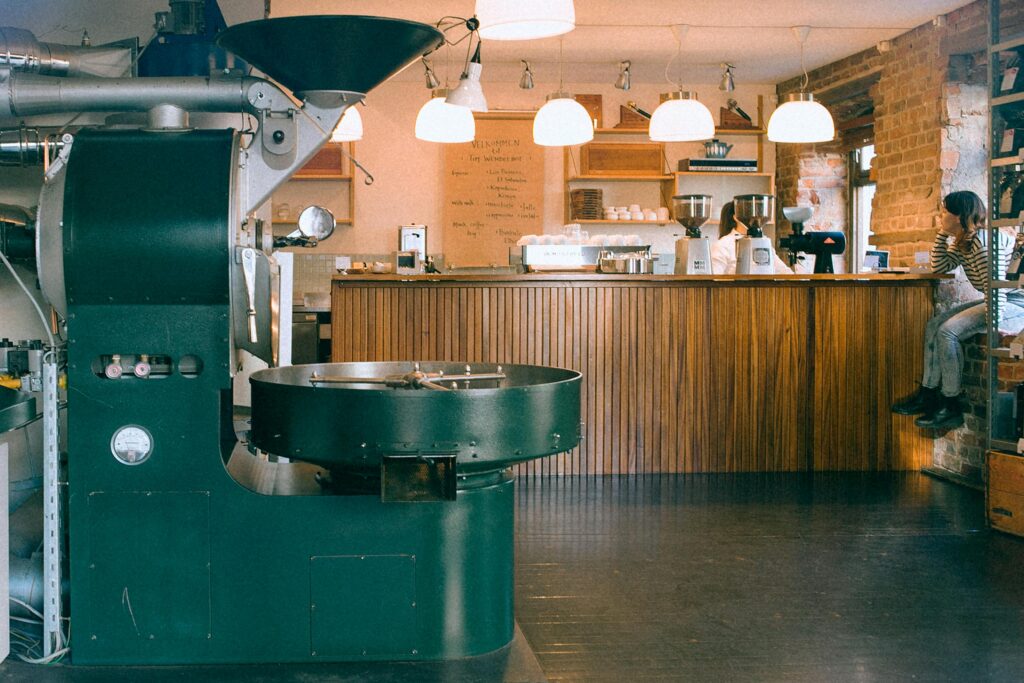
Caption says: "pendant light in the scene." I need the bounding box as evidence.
[330,106,363,142]
[416,88,476,143]
[767,27,835,143]
[446,42,488,112]
[475,0,575,41]
[533,38,594,147]
[649,25,714,142]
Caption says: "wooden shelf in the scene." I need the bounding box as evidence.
[992,33,1024,53]
[993,217,1024,227]
[572,219,674,225]
[991,438,1021,454]
[993,92,1024,107]
[993,279,1023,289]
[569,174,674,181]
[992,155,1024,167]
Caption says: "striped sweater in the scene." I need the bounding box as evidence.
[930,230,1013,294]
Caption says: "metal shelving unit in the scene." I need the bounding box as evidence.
[988,0,1024,455]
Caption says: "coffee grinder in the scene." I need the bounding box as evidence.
[778,206,847,273]
[734,193,777,274]
[673,194,713,274]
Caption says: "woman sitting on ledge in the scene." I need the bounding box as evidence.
[892,190,1024,430]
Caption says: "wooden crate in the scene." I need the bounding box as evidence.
[988,450,1024,536]
[580,142,664,176]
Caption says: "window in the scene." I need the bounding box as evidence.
[849,144,876,272]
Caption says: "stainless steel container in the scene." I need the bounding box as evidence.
[597,250,655,274]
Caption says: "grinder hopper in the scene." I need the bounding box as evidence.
[673,194,713,238]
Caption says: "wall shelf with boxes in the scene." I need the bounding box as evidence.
[986,0,1024,535]
[563,95,768,237]
[271,142,355,233]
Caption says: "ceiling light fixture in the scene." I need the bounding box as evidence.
[533,37,594,147]
[475,0,575,41]
[519,60,535,90]
[767,26,835,144]
[719,63,735,92]
[615,60,631,91]
[446,42,488,112]
[649,25,715,142]
[330,105,363,142]
[416,88,476,143]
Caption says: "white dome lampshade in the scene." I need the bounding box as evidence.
[533,92,594,147]
[330,106,363,142]
[648,91,715,142]
[767,92,835,143]
[445,61,488,112]
[415,89,476,143]
[475,0,575,40]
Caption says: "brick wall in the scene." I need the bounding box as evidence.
[774,0,1019,483]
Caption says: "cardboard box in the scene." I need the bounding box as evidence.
[988,450,1024,536]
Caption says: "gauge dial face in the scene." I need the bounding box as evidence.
[110,425,153,465]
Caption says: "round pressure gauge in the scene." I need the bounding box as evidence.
[110,425,154,465]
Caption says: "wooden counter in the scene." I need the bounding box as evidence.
[331,274,940,476]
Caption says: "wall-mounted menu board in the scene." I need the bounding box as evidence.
[443,113,544,267]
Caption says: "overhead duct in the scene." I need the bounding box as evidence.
[0,27,131,78]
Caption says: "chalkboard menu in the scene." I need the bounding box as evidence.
[443,113,544,267]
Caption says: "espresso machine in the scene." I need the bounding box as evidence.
[734,194,777,274]
[778,206,847,273]
[673,194,714,275]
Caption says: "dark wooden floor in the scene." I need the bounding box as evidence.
[515,473,1024,682]
[5,472,1024,682]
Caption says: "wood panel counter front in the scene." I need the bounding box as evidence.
[331,274,941,476]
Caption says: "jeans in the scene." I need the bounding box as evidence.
[921,299,1024,397]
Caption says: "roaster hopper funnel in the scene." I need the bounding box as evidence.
[217,16,444,97]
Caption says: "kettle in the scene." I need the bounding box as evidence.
[703,139,733,159]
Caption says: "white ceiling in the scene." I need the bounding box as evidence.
[0,0,978,85]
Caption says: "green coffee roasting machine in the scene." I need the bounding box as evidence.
[2,14,581,665]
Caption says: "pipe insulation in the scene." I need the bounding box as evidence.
[2,71,263,118]
[0,27,131,78]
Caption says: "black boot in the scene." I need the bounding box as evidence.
[914,395,964,430]
[892,386,939,415]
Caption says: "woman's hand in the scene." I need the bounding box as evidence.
[939,209,962,238]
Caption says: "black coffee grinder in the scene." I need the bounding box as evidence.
[778,206,846,274]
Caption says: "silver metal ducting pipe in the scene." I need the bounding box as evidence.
[1,70,266,119]
[10,554,43,618]
[0,126,53,166]
[10,489,43,559]
[0,27,131,78]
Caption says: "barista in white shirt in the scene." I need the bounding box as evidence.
[711,202,794,274]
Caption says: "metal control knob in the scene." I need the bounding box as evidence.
[104,363,123,379]
[133,362,151,379]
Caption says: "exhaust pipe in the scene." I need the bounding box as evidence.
[0,27,130,78]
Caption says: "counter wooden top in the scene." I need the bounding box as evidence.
[333,273,945,285]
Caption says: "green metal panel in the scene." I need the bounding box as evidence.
[85,491,211,643]
[63,129,232,307]
[310,555,416,657]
